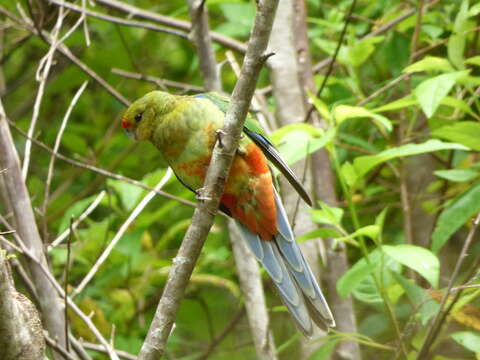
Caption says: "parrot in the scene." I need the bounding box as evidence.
[121,90,335,335]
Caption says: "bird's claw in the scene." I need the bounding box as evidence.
[216,129,226,147]
[195,188,211,202]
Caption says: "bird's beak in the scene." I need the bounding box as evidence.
[125,128,136,140]
[121,117,136,140]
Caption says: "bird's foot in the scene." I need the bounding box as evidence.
[195,187,211,202]
[216,129,226,147]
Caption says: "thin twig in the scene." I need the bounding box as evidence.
[42,81,88,239]
[0,5,130,106]
[47,0,189,39]
[64,218,73,353]
[71,169,173,297]
[49,190,106,249]
[304,0,357,123]
[197,307,246,360]
[111,68,204,92]
[45,332,76,360]
[7,120,197,208]
[416,213,480,359]
[229,222,278,360]
[94,0,247,53]
[81,342,137,360]
[2,221,120,360]
[22,6,65,179]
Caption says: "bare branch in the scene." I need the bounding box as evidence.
[7,120,197,209]
[187,0,221,91]
[22,6,65,179]
[0,95,68,350]
[47,0,189,39]
[0,5,130,106]
[111,68,204,93]
[137,1,280,358]
[42,81,88,239]
[94,0,247,53]
[416,213,480,359]
[71,169,173,297]
[49,190,106,249]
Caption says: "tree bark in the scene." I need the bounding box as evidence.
[0,250,46,360]
[0,99,68,354]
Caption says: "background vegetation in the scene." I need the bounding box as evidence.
[1,0,480,359]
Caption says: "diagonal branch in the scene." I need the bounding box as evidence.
[94,0,247,53]
[137,1,280,359]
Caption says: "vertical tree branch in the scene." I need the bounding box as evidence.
[187,0,221,92]
[0,98,68,350]
[137,1,280,359]
[294,2,360,360]
[267,3,326,359]
[268,1,361,359]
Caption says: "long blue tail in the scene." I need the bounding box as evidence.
[236,190,335,336]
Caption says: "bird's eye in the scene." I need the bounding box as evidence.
[134,113,143,123]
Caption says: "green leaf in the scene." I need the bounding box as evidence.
[465,55,480,66]
[337,225,380,244]
[432,121,480,151]
[414,71,469,118]
[434,169,478,182]
[311,202,344,226]
[272,125,335,167]
[307,90,331,121]
[337,262,376,298]
[392,272,439,325]
[372,95,417,113]
[431,182,480,252]
[57,194,99,234]
[308,339,340,360]
[353,140,468,179]
[441,96,480,120]
[348,36,384,67]
[334,105,392,133]
[448,0,470,69]
[403,56,454,73]
[107,178,144,212]
[297,228,343,242]
[350,249,401,304]
[382,245,439,288]
[451,331,480,353]
[341,161,358,189]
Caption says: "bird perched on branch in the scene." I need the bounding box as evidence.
[121,91,335,335]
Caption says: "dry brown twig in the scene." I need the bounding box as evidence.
[416,213,480,359]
